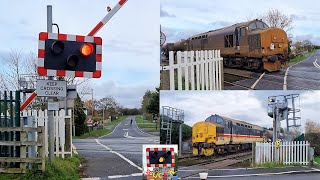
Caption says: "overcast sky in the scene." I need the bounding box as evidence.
[0,0,159,108]
[161,0,320,45]
[160,91,320,133]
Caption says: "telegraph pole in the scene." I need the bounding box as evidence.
[47,5,55,162]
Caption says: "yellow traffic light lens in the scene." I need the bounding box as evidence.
[159,157,164,163]
[80,43,94,57]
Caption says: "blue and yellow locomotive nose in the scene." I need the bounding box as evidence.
[192,122,216,156]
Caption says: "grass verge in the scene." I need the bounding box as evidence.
[104,116,127,126]
[290,49,317,64]
[74,129,112,139]
[0,154,82,180]
[315,156,320,166]
[136,115,159,133]
[256,162,303,168]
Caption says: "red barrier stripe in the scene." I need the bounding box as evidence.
[58,34,67,40]
[96,54,102,62]
[20,91,37,111]
[38,49,45,58]
[76,35,85,42]
[94,37,102,45]
[118,0,127,5]
[75,71,84,77]
[39,32,48,40]
[88,21,104,36]
[56,70,66,76]
[92,70,101,78]
[38,67,47,76]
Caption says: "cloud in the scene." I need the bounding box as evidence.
[88,79,156,108]
[208,21,234,28]
[160,6,175,17]
[290,14,307,21]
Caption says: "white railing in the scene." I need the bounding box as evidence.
[255,141,310,165]
[21,109,73,158]
[162,50,224,90]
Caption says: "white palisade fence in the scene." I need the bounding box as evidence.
[22,109,73,159]
[255,141,310,165]
[162,50,224,90]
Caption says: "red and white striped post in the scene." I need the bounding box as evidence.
[88,0,128,36]
[20,91,37,111]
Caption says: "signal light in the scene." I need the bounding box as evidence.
[51,41,64,55]
[38,32,102,78]
[80,43,94,57]
[67,55,79,68]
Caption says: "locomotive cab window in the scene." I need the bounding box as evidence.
[256,21,265,29]
[224,34,234,48]
[249,23,257,30]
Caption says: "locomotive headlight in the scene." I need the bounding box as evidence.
[270,43,275,50]
[279,43,282,48]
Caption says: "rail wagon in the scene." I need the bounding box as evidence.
[192,114,267,156]
[163,19,288,72]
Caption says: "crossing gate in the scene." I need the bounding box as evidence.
[22,109,73,159]
[254,141,310,165]
[162,50,224,90]
[0,91,45,173]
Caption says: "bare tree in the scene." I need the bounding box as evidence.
[261,9,293,32]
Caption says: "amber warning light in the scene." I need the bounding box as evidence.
[80,43,94,56]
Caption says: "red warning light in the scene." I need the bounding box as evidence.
[80,43,94,57]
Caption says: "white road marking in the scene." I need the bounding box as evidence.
[98,120,123,139]
[124,131,129,137]
[284,51,317,90]
[95,139,143,171]
[185,170,320,179]
[250,72,265,89]
[313,58,320,69]
[108,173,143,179]
[123,129,128,130]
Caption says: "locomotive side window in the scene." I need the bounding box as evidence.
[224,34,234,48]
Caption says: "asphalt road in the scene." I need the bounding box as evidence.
[182,166,320,179]
[287,50,320,90]
[73,116,159,179]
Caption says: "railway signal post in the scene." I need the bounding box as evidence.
[33,1,127,163]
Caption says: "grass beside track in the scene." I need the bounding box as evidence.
[290,49,317,64]
[0,154,82,180]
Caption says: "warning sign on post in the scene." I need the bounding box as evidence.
[37,79,67,97]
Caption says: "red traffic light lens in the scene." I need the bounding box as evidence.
[80,43,94,57]
[51,41,64,55]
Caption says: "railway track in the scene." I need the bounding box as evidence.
[179,151,252,178]
[224,68,312,90]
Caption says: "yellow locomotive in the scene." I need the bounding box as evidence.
[164,19,288,72]
[192,114,266,156]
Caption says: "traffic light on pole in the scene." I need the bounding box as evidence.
[38,32,102,78]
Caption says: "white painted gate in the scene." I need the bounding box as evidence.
[255,141,310,165]
[162,50,224,90]
[21,109,73,158]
